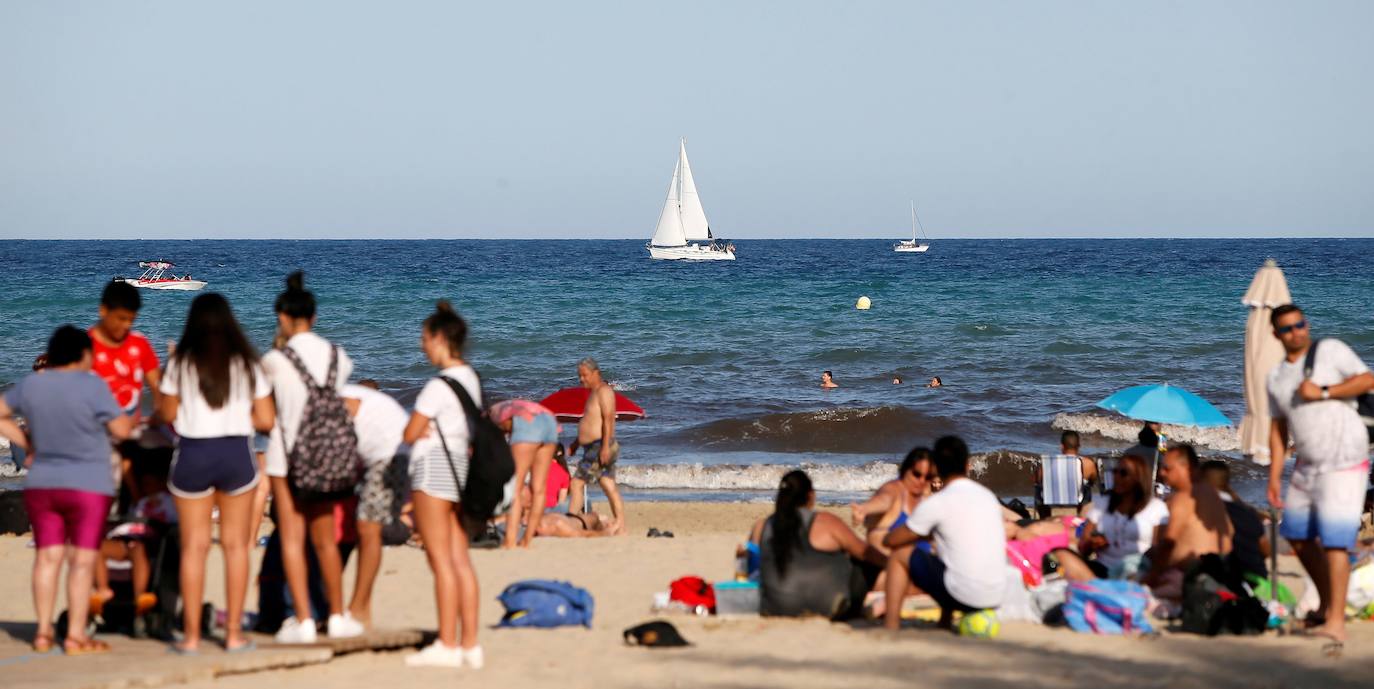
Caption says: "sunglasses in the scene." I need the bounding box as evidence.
[1112,467,1132,477]
[909,472,938,481]
[1276,319,1308,335]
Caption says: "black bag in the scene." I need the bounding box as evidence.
[1180,555,1268,636]
[433,375,516,538]
[1304,339,1374,444]
[280,346,363,501]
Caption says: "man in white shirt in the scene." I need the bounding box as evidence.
[1267,304,1374,647]
[342,380,408,628]
[882,436,1007,630]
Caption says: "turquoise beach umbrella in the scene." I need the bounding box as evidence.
[1095,384,1231,428]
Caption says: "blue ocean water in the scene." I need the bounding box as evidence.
[2,239,1372,500]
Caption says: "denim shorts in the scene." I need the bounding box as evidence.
[510,412,558,445]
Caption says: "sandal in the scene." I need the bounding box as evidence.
[63,637,112,656]
[32,633,55,653]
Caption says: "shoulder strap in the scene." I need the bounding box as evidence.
[1303,339,1323,379]
[431,371,482,493]
[279,345,323,391]
[325,346,339,388]
[441,375,483,420]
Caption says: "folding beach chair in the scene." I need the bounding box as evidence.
[1039,454,1085,517]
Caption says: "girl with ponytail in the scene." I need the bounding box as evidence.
[401,300,485,669]
[757,470,887,619]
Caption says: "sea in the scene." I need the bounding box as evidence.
[2,238,1372,504]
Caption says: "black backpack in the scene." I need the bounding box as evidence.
[433,375,516,538]
[1303,339,1374,444]
[280,346,363,502]
[1180,555,1268,636]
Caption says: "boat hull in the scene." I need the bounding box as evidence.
[647,244,736,261]
[893,243,930,253]
[119,279,207,291]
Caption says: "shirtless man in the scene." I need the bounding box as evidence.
[1143,444,1233,597]
[568,358,625,534]
[536,511,614,538]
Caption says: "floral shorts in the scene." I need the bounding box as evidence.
[358,454,410,524]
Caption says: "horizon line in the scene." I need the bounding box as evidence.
[5,235,1373,242]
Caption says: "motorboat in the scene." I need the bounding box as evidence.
[115,261,207,291]
[647,139,736,261]
[894,201,931,253]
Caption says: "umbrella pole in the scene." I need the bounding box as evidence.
[1269,507,1280,603]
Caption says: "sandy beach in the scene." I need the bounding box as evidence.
[0,500,1368,689]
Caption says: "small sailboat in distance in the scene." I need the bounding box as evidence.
[893,201,931,253]
[647,139,736,261]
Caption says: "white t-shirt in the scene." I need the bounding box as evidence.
[262,332,353,477]
[159,358,270,438]
[905,477,1007,609]
[342,384,408,466]
[1267,338,1371,475]
[1083,495,1170,570]
[410,365,482,462]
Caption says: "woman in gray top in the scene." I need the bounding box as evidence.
[758,470,887,619]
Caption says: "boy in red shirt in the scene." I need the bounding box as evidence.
[89,282,162,421]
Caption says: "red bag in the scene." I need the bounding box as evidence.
[669,576,715,613]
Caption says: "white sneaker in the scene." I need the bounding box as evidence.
[327,613,365,639]
[461,645,484,670]
[405,641,464,668]
[274,617,317,644]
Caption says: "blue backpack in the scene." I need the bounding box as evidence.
[1063,579,1154,635]
[497,580,594,629]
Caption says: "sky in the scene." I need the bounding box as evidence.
[2,1,1372,240]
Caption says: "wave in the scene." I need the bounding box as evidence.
[619,451,1042,495]
[1051,412,1239,452]
[670,406,951,454]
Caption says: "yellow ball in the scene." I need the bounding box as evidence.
[958,609,1001,639]
[856,296,872,310]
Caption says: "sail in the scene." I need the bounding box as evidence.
[649,159,687,247]
[677,140,713,241]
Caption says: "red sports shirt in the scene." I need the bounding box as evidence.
[89,329,159,417]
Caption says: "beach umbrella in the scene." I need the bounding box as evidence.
[1096,384,1231,483]
[1238,259,1291,466]
[539,387,646,423]
[1096,384,1232,428]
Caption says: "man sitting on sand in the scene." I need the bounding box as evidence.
[883,436,1006,630]
[1033,430,1098,518]
[1142,444,1233,600]
[568,358,626,534]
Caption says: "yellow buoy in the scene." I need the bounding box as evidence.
[856,296,872,310]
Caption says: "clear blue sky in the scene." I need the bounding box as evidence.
[2,1,1371,239]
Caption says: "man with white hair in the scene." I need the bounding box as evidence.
[568,358,625,535]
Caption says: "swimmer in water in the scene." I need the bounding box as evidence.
[927,377,942,388]
[821,370,838,389]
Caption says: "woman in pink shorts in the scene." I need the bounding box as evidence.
[0,326,132,654]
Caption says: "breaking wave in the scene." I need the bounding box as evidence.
[671,406,952,454]
[1051,412,1239,452]
[619,451,1042,496]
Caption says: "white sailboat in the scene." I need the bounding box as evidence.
[647,139,736,261]
[894,201,931,253]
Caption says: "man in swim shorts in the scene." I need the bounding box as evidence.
[1267,304,1374,648]
[568,358,625,534]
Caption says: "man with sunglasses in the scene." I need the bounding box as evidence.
[1266,304,1374,647]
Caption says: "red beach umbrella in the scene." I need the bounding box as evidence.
[539,387,646,422]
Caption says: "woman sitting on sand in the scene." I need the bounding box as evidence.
[755,470,887,619]
[1052,454,1169,581]
[865,448,937,554]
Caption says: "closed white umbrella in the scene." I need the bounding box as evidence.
[1239,259,1291,465]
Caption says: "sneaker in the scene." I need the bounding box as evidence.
[274,617,317,644]
[461,645,484,670]
[405,641,464,668]
[327,613,364,639]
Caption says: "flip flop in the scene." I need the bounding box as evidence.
[63,637,111,656]
[169,643,200,656]
[135,593,158,616]
[32,633,55,654]
[1322,641,1344,658]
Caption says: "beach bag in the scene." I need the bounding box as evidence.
[497,579,594,628]
[669,576,716,613]
[435,376,516,537]
[1305,339,1374,443]
[1180,555,1269,636]
[280,346,363,501]
[1063,580,1153,635]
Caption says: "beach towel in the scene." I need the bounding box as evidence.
[1006,530,1072,587]
[1063,580,1154,635]
[497,579,594,628]
[1041,455,1084,506]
